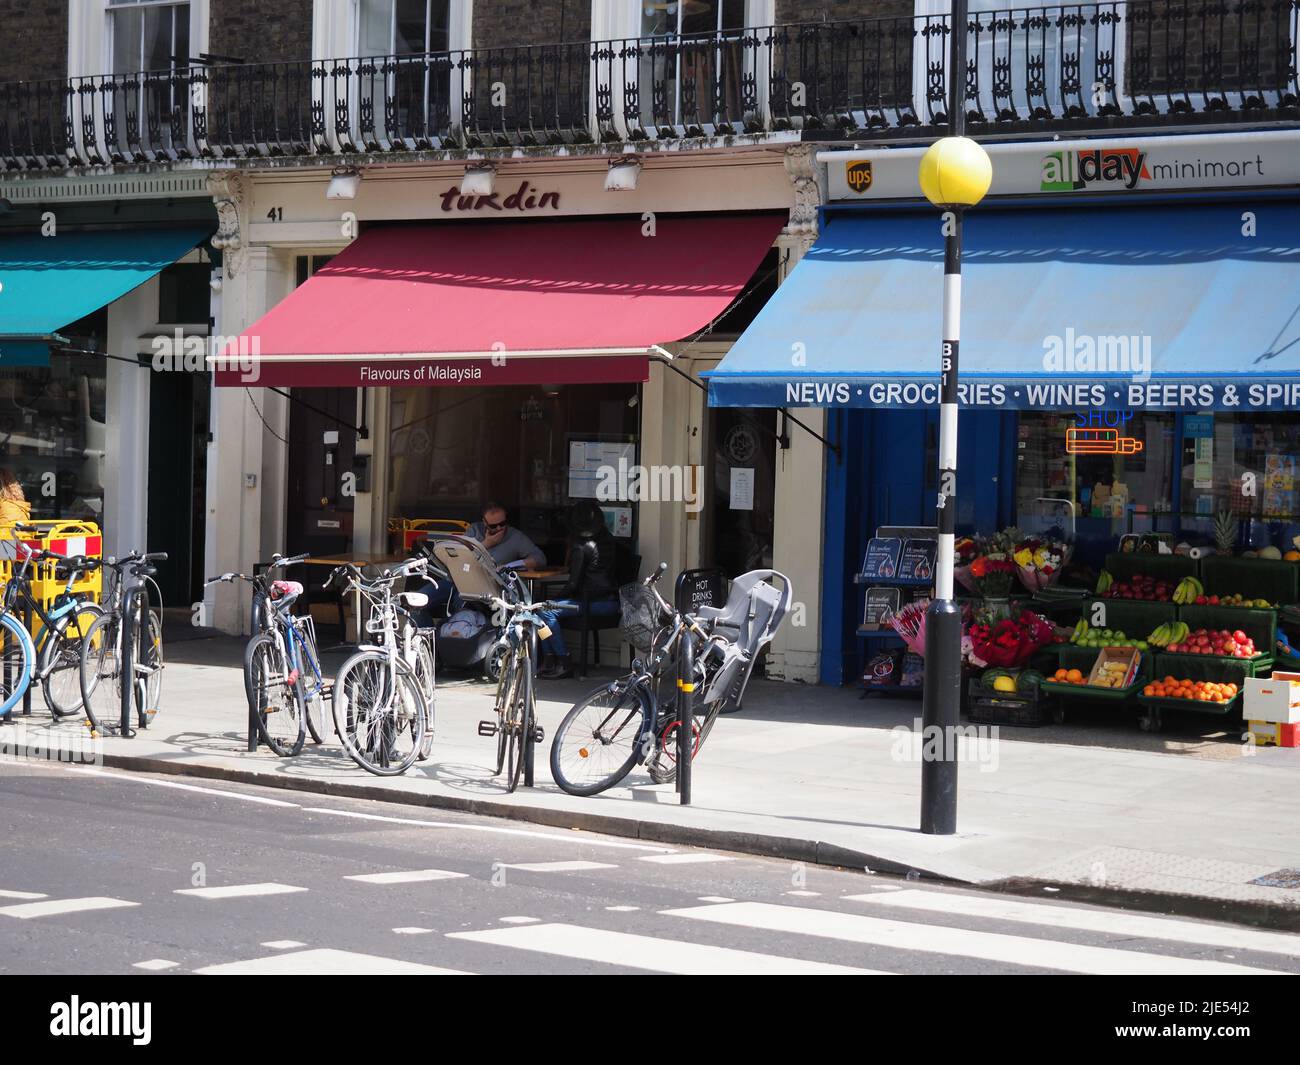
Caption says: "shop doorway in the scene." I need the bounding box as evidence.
[285,388,357,558]
[147,370,209,607]
[705,407,776,578]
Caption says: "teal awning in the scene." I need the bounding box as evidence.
[0,227,210,367]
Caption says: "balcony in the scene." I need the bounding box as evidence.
[1,2,1296,173]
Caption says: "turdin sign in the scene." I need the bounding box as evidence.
[438,181,561,213]
[822,130,1297,202]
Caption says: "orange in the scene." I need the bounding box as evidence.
[1066,669,1083,683]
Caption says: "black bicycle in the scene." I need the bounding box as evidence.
[550,563,791,796]
[78,552,167,737]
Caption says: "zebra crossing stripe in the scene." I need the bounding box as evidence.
[448,922,884,975]
[844,889,1300,958]
[663,902,1284,975]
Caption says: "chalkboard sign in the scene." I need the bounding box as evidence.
[675,567,726,613]
[860,537,903,580]
[898,538,937,583]
[862,586,902,629]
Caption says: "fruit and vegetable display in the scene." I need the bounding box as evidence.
[1141,677,1239,703]
[1049,661,1135,689]
[1189,592,1275,608]
[1146,622,1260,658]
[1012,535,1071,592]
[1096,571,1175,601]
[1069,619,1148,651]
[981,668,1043,695]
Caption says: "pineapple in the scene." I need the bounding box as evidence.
[1214,510,1236,557]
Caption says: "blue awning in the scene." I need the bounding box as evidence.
[0,228,210,367]
[707,201,1300,412]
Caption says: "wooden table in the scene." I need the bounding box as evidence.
[515,566,567,600]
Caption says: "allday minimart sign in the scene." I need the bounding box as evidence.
[824,130,1298,201]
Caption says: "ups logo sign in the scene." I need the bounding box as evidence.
[846,160,873,193]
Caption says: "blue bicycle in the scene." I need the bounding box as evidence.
[208,554,327,756]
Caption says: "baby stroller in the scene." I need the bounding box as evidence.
[424,535,520,679]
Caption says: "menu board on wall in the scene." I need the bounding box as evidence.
[568,440,636,500]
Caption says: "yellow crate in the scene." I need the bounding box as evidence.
[0,521,103,631]
[1246,719,1300,748]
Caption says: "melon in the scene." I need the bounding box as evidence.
[1259,545,1282,560]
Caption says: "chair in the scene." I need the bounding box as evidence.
[568,546,640,678]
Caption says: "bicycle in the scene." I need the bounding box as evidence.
[330,558,436,776]
[0,534,103,720]
[549,564,791,797]
[206,553,329,757]
[78,552,167,737]
[476,591,576,793]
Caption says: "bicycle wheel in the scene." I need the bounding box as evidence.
[294,620,328,745]
[39,603,103,717]
[503,656,531,794]
[0,611,35,718]
[411,631,436,759]
[491,656,511,775]
[79,611,124,735]
[136,609,163,727]
[332,651,426,777]
[245,633,305,757]
[646,707,708,786]
[551,682,653,796]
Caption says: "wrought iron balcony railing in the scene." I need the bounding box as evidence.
[1,2,1296,172]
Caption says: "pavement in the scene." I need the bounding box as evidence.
[4,760,1298,975]
[2,635,1299,929]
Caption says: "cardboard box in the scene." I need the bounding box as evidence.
[1243,672,1300,724]
[1245,720,1300,748]
[1087,646,1140,689]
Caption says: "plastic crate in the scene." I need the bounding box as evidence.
[1245,720,1300,748]
[1103,552,1196,586]
[0,521,102,631]
[1138,654,1249,717]
[392,517,471,554]
[1198,557,1298,605]
[1175,603,1277,663]
[1074,598,1177,641]
[966,679,1048,727]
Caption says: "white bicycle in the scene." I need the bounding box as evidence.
[330,558,436,776]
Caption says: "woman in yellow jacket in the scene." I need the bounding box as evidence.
[0,469,31,526]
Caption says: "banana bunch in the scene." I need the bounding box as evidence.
[1172,576,1204,605]
[1096,570,1114,595]
[1147,621,1189,648]
[1070,619,1090,642]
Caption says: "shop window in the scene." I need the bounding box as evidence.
[386,383,639,563]
[1016,411,1176,551]
[1178,413,1300,543]
[157,262,212,324]
[0,351,107,523]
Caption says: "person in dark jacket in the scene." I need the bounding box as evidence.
[536,501,620,679]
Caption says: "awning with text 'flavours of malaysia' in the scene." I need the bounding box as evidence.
[213,213,787,388]
[705,200,1300,412]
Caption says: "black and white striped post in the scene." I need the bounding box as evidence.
[917,0,991,835]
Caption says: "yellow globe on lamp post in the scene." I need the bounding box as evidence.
[915,132,993,837]
[918,136,993,208]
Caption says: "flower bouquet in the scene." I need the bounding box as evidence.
[967,608,1056,668]
[968,555,1017,599]
[953,536,982,594]
[888,598,930,657]
[1013,536,1071,592]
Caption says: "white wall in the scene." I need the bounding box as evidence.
[102,279,157,560]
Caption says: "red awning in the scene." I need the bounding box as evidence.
[213,213,786,388]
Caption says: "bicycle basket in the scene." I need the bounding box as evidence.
[619,582,661,655]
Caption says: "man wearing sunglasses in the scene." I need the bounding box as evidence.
[468,502,546,570]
